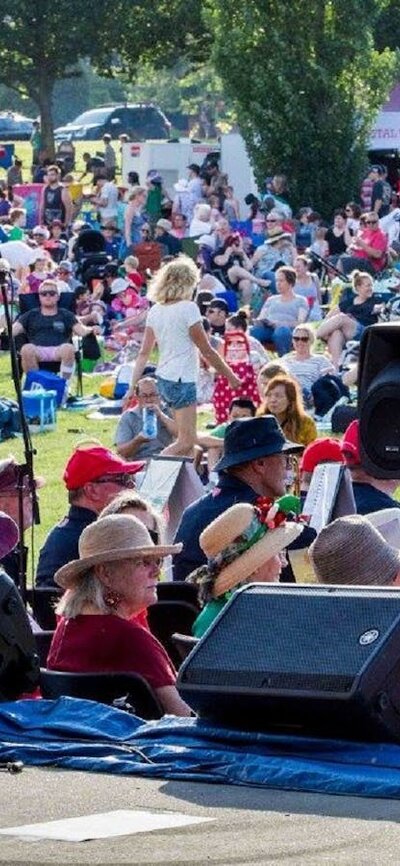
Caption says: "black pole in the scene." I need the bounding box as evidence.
[0,262,40,604]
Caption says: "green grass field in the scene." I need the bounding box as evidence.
[0,353,115,574]
[0,140,121,183]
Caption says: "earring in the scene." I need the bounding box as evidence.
[103,588,123,610]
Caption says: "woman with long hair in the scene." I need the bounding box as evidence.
[258,374,317,446]
[316,270,379,368]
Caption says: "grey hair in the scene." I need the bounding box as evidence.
[55,569,109,618]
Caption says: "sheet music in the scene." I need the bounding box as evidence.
[303,463,344,534]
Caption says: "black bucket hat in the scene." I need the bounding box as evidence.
[214,416,303,472]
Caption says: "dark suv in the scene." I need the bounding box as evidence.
[54,103,171,142]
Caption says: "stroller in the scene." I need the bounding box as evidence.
[73,227,112,286]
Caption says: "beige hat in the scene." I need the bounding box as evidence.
[199,503,303,597]
[309,514,400,586]
[55,514,182,589]
[156,218,172,232]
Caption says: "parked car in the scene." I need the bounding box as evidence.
[54,104,171,142]
[0,112,34,141]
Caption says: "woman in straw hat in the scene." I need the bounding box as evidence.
[188,499,304,637]
[47,514,191,716]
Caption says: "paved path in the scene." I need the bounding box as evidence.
[1,767,400,864]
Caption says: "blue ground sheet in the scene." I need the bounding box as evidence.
[1,697,400,799]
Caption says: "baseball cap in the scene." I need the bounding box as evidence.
[194,234,216,250]
[300,438,344,473]
[340,420,360,465]
[110,277,130,296]
[57,261,73,273]
[63,446,144,490]
[156,218,172,232]
[206,298,229,314]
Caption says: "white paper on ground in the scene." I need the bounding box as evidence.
[0,809,212,842]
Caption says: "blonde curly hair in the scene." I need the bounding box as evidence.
[147,254,199,304]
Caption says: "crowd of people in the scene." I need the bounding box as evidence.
[1,142,400,717]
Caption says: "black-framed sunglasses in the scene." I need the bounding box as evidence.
[148,528,159,544]
[39,290,58,297]
[293,335,309,342]
[94,473,136,488]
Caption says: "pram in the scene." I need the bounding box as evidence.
[73,227,112,285]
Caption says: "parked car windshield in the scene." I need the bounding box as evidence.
[70,108,112,126]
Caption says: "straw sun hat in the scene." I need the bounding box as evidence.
[198,502,304,598]
[54,514,182,589]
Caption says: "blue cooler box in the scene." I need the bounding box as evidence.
[25,370,66,407]
[22,389,57,433]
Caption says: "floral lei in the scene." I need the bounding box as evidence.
[187,495,304,605]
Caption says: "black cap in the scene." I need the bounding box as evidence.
[206,298,229,313]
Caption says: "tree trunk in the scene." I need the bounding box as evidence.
[37,74,55,160]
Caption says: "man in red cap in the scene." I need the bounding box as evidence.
[35,444,144,588]
[340,420,400,514]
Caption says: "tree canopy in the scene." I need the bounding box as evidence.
[206,0,399,214]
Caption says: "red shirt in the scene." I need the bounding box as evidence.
[352,226,388,272]
[47,614,176,690]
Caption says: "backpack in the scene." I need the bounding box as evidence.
[0,398,21,441]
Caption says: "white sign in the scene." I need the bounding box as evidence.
[369,112,400,150]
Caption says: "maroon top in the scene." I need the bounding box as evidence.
[47,614,176,690]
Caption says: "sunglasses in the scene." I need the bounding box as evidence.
[366,220,378,225]
[266,219,277,223]
[293,336,309,342]
[39,290,57,297]
[148,528,159,544]
[95,473,136,488]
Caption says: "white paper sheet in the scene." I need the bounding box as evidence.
[0,809,212,842]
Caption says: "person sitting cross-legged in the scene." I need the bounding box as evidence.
[250,266,308,356]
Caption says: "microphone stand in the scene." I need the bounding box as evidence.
[0,266,40,605]
[309,251,351,282]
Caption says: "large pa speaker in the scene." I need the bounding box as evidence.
[177,584,400,742]
[0,571,39,701]
[358,322,400,478]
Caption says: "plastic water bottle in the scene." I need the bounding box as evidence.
[142,407,158,439]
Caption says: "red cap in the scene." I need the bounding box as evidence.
[63,446,144,490]
[300,438,344,473]
[340,420,361,465]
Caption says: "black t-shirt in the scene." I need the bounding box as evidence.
[371,179,391,217]
[339,295,377,326]
[326,228,347,256]
[18,308,77,346]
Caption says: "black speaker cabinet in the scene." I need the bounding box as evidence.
[178,584,400,742]
[0,571,39,701]
[358,323,400,478]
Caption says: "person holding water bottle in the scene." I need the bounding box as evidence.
[115,377,177,461]
[124,256,243,457]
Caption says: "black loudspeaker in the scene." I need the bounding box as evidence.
[177,584,400,742]
[358,323,400,478]
[0,571,39,701]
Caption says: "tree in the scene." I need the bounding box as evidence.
[0,0,209,154]
[206,0,399,214]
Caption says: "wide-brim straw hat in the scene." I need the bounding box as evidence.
[55,514,182,589]
[200,503,303,598]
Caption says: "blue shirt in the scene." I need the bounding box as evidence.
[352,482,400,515]
[36,505,97,588]
[173,473,316,582]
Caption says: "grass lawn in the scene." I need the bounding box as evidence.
[0,140,122,183]
[0,352,115,575]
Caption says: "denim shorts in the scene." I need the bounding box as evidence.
[352,320,365,341]
[157,376,197,410]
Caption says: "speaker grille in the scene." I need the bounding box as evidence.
[179,587,400,694]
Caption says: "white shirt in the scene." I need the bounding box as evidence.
[99,182,118,220]
[146,300,202,382]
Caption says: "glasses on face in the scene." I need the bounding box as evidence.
[136,555,162,569]
[266,219,277,223]
[95,473,136,488]
[138,392,158,401]
[366,220,378,225]
[148,528,159,544]
[39,289,58,297]
[293,336,309,343]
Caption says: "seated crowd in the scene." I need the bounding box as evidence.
[1,155,400,717]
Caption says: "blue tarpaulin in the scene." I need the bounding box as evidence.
[1,697,400,799]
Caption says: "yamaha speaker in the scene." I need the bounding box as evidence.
[177,584,400,742]
[358,323,400,477]
[0,571,39,701]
